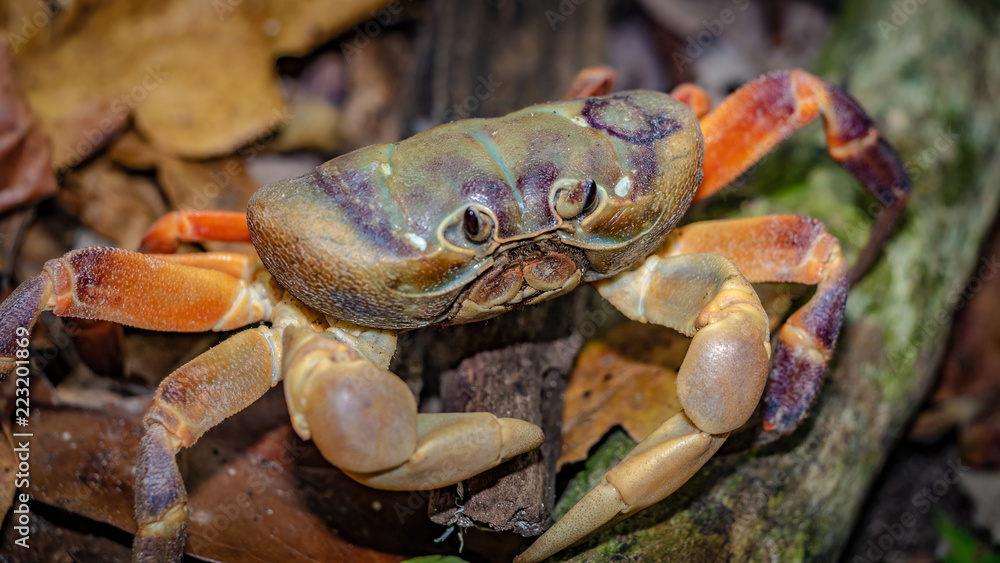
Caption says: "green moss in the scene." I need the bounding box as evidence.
[553,430,635,520]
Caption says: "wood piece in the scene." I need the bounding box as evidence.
[428,335,582,535]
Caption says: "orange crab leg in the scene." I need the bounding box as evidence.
[661,214,848,442]
[562,66,618,99]
[152,252,260,280]
[669,83,711,118]
[694,70,910,280]
[0,247,272,380]
[139,210,251,253]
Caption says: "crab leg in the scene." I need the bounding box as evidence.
[669,83,711,118]
[564,66,712,118]
[280,325,544,489]
[0,247,273,380]
[516,253,771,563]
[133,326,281,562]
[139,210,251,253]
[562,66,617,98]
[661,214,848,442]
[694,70,910,280]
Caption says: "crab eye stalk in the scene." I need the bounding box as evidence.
[554,179,599,219]
[463,207,493,243]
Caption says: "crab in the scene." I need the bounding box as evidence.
[0,66,909,562]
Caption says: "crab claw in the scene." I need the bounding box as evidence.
[282,325,544,489]
[344,412,543,490]
[515,414,724,563]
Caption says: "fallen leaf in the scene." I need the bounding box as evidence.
[9,0,390,164]
[58,157,168,250]
[913,226,1000,467]
[108,131,261,253]
[559,322,690,468]
[0,40,56,213]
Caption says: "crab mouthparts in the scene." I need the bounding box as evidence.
[445,244,586,324]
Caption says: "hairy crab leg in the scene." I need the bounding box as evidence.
[151,252,260,280]
[693,70,910,281]
[280,325,544,489]
[0,247,274,380]
[134,326,281,562]
[138,210,251,253]
[669,83,711,118]
[516,253,771,563]
[661,214,848,443]
[563,66,712,118]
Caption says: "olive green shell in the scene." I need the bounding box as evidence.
[248,90,703,329]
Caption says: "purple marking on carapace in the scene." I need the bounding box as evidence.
[312,168,416,256]
[516,161,559,227]
[581,95,681,144]
[461,177,520,239]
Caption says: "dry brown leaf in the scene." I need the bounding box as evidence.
[0,40,56,213]
[106,130,260,253]
[559,322,690,468]
[9,0,389,165]
[242,0,397,58]
[913,226,1000,468]
[269,99,342,154]
[58,157,168,250]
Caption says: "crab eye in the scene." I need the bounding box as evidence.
[462,207,493,243]
[554,179,598,219]
[580,179,598,214]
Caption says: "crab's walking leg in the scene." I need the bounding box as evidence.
[280,325,544,489]
[0,247,272,380]
[662,214,849,443]
[562,66,617,99]
[133,326,281,562]
[669,83,711,118]
[694,70,910,280]
[139,210,251,253]
[516,254,771,563]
